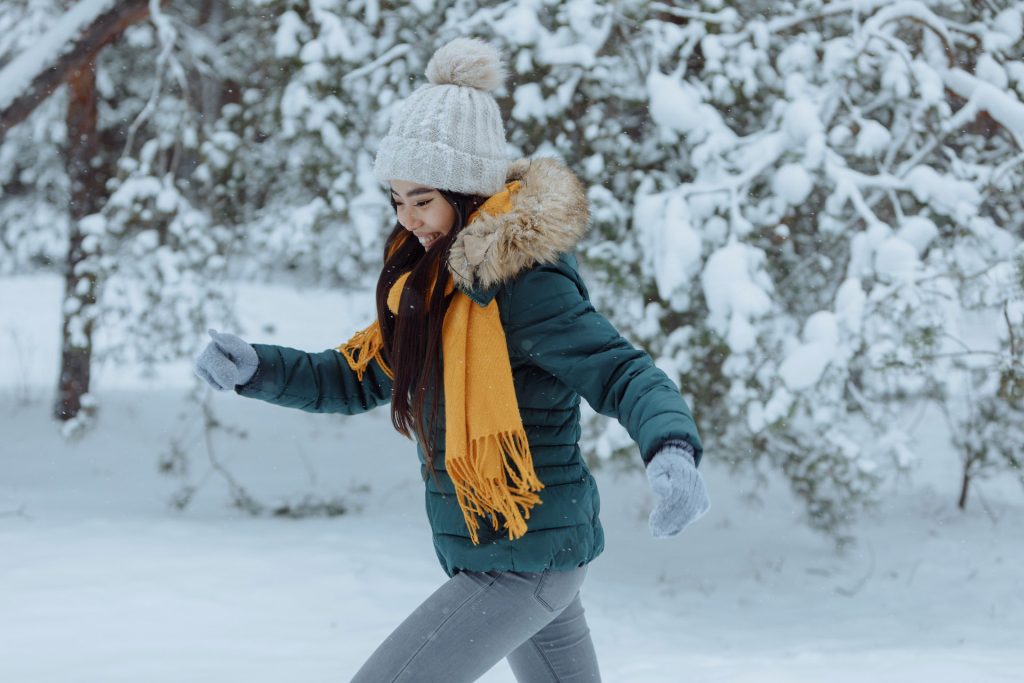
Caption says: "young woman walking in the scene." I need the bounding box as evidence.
[194,37,709,683]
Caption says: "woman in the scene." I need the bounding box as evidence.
[194,37,709,683]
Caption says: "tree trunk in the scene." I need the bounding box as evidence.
[53,61,102,421]
[0,0,166,420]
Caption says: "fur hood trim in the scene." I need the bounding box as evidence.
[448,157,589,291]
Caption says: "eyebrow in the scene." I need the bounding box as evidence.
[389,187,435,199]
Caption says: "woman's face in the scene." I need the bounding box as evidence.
[389,180,456,250]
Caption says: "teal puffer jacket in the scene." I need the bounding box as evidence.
[236,158,703,577]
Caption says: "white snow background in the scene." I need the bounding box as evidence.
[1,274,1022,682]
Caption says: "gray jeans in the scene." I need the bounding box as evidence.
[350,564,601,682]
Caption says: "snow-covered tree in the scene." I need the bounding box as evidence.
[248,0,1023,536]
[1,1,246,424]
[3,0,1020,535]
[531,0,1024,537]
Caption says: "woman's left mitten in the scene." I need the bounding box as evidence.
[646,441,710,538]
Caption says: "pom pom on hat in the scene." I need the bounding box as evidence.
[425,37,506,93]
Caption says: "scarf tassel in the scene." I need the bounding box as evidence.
[337,322,394,381]
[447,429,544,545]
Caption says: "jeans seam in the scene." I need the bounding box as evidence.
[527,636,561,682]
[389,573,497,682]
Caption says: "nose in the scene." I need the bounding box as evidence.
[399,208,422,230]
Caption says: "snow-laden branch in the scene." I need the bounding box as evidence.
[649,2,738,25]
[709,0,897,47]
[121,0,185,160]
[0,0,118,112]
[943,68,1024,150]
[680,133,787,198]
[860,0,954,64]
[341,43,411,84]
[829,165,885,229]
[0,0,165,141]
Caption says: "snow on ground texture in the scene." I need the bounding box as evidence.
[1,275,1022,682]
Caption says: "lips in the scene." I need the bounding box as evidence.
[417,233,440,247]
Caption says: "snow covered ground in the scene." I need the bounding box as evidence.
[2,274,1022,682]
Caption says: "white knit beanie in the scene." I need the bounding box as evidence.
[373,37,509,197]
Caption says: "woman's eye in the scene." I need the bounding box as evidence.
[415,200,432,208]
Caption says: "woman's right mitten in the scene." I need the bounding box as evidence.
[193,329,259,390]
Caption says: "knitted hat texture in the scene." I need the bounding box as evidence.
[373,37,509,197]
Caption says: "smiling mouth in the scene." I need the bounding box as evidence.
[418,233,440,247]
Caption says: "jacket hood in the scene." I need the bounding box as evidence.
[448,157,589,292]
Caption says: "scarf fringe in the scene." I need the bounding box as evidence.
[446,429,544,545]
[336,322,394,381]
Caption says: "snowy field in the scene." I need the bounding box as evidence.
[1,274,1022,683]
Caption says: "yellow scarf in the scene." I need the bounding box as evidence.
[337,182,543,545]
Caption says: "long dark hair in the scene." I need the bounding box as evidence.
[377,189,486,476]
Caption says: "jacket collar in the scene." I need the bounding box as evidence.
[448,157,589,305]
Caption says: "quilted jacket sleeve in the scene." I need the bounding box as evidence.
[234,344,393,415]
[502,259,703,466]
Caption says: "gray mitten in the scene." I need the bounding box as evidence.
[193,329,259,391]
[646,440,710,538]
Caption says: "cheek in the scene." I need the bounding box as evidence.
[433,204,457,234]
